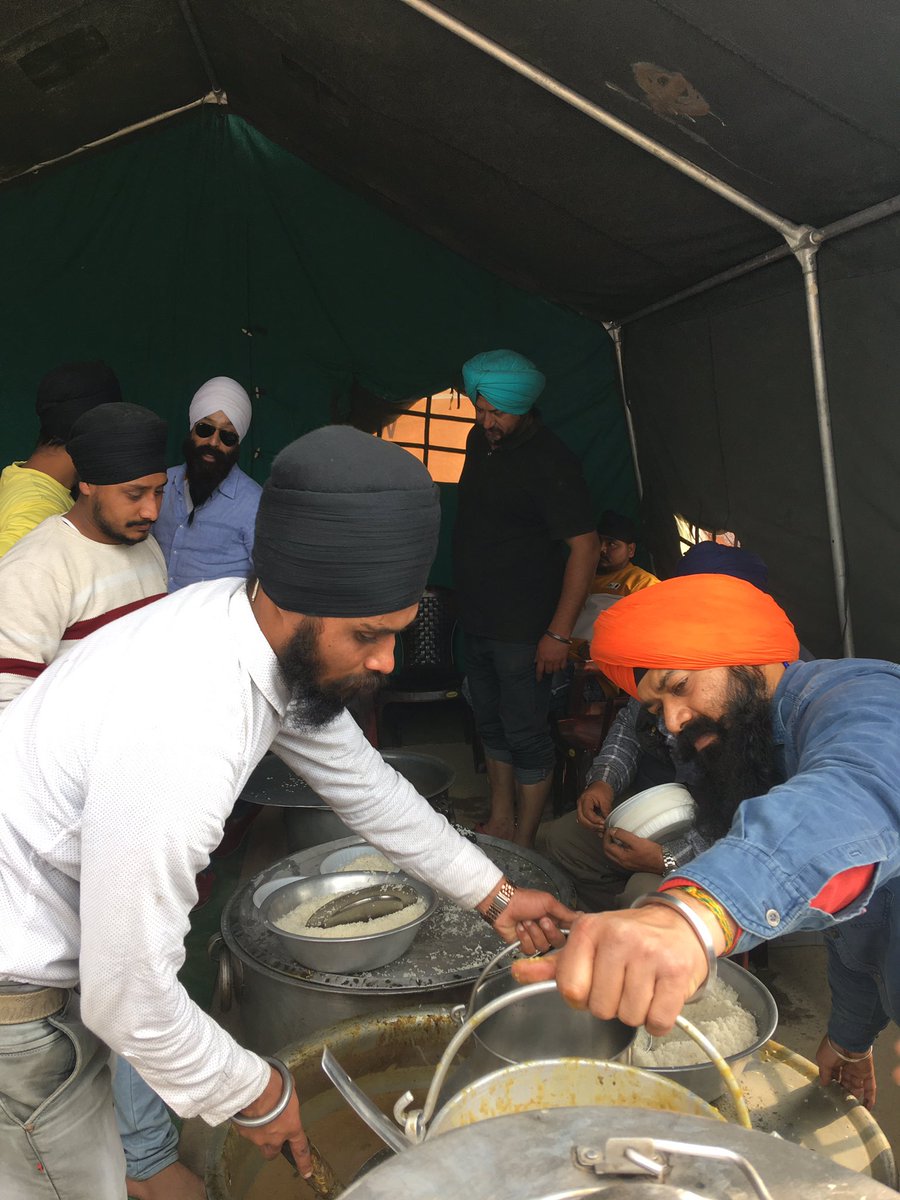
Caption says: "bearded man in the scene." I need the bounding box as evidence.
[0,425,573,1199]
[153,376,262,591]
[0,402,168,708]
[515,572,900,1111]
[454,349,599,846]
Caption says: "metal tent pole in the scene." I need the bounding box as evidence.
[606,323,643,502]
[795,241,854,654]
[395,0,855,652]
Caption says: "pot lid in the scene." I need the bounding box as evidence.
[338,1107,898,1200]
[221,832,576,991]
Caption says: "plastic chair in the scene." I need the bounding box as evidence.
[375,585,474,748]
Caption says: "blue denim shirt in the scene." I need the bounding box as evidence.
[153,464,261,591]
[683,658,900,951]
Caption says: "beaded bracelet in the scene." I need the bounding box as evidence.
[232,1056,294,1128]
[668,883,741,956]
[826,1034,873,1062]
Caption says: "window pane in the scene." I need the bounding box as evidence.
[426,448,467,484]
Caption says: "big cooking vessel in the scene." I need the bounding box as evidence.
[205,1009,897,1200]
[239,749,455,850]
[209,833,575,1053]
[335,1107,900,1200]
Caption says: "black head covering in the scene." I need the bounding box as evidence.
[35,361,122,441]
[67,403,168,485]
[254,425,441,616]
[597,509,637,543]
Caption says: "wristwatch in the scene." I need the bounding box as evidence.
[480,879,518,925]
[661,851,677,875]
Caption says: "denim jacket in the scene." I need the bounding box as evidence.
[682,658,900,951]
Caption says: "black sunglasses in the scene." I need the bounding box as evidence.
[194,421,239,448]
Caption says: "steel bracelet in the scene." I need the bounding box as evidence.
[632,892,717,1002]
[826,1034,873,1063]
[544,629,572,645]
[231,1056,294,1128]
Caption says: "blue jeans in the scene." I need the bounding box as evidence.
[0,993,126,1199]
[464,634,555,783]
[114,1057,179,1181]
[826,876,900,1052]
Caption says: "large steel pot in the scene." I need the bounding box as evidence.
[239,749,455,850]
[204,1009,897,1200]
[210,834,575,1054]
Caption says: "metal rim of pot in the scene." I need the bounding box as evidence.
[323,938,750,1149]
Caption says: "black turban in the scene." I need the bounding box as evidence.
[254,425,441,616]
[597,509,638,543]
[67,403,168,485]
[36,361,122,441]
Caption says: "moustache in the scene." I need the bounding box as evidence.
[675,714,727,758]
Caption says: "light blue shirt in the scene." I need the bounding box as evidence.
[153,463,261,591]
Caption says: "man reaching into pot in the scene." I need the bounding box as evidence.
[0,426,573,1198]
[516,572,900,1108]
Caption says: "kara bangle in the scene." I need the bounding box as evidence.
[826,1034,873,1063]
[544,629,572,645]
[232,1056,294,1128]
[633,892,717,1001]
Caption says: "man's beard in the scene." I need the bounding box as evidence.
[676,666,780,841]
[277,618,384,730]
[91,497,149,545]
[183,434,239,509]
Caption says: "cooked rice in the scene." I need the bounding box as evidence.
[631,977,758,1068]
[337,852,399,873]
[273,892,427,939]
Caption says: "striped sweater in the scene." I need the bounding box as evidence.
[0,515,166,709]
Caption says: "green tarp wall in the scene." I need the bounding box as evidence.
[0,107,634,581]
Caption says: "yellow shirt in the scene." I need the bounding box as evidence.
[569,563,660,675]
[0,463,74,558]
[591,562,659,597]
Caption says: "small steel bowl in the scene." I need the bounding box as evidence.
[634,957,778,1101]
[260,871,437,973]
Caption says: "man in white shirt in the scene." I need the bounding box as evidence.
[0,426,573,1198]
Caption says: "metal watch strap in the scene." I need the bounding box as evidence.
[481,879,517,925]
[661,851,677,875]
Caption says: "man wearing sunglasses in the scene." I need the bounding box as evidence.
[154,376,262,592]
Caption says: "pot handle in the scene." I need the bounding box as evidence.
[465,938,524,1019]
[207,933,242,1012]
[320,1047,411,1156]
[673,1014,751,1129]
[394,978,561,1143]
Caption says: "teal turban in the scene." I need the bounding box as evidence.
[462,349,546,415]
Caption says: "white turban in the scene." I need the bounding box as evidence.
[189,377,252,442]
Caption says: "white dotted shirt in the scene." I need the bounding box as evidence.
[0,577,501,1125]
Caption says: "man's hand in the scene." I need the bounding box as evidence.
[603,826,664,873]
[233,1066,312,1175]
[535,633,570,680]
[477,881,579,955]
[816,1034,877,1109]
[577,781,614,832]
[511,904,717,1035]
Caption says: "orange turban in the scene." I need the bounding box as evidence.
[590,573,800,698]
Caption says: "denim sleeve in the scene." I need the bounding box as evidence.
[665,828,712,869]
[672,669,900,945]
[585,697,640,796]
[825,936,889,1051]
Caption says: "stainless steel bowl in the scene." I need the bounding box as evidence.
[259,871,437,973]
[636,957,779,1101]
